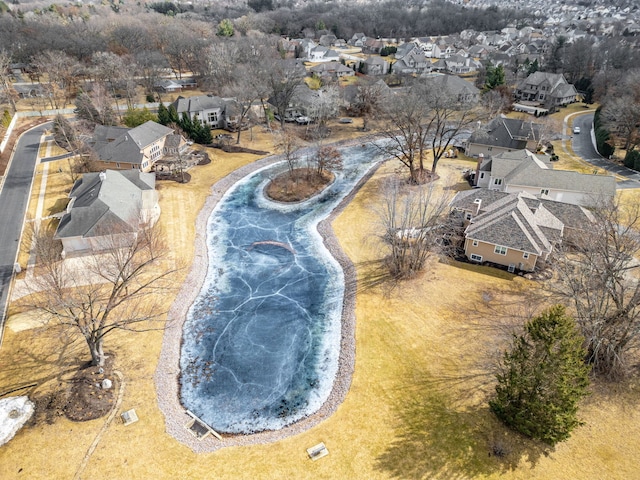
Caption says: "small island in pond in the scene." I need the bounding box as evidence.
[265,168,335,203]
[266,145,343,202]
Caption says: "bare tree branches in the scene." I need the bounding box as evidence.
[374,176,455,279]
[548,196,640,379]
[23,215,179,366]
[273,126,301,175]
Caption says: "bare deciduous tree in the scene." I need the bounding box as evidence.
[600,82,640,151]
[265,59,306,127]
[0,49,18,112]
[24,216,179,367]
[350,78,387,131]
[312,145,342,175]
[375,176,454,278]
[380,83,433,184]
[32,50,83,109]
[222,41,274,144]
[548,196,640,379]
[273,126,301,176]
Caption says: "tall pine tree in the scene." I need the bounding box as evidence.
[490,305,590,446]
[157,103,170,126]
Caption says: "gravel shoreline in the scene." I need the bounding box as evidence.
[154,139,382,453]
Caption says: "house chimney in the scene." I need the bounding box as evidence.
[473,198,482,215]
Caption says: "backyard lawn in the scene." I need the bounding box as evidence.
[0,122,639,479]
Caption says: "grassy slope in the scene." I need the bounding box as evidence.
[1,122,639,479]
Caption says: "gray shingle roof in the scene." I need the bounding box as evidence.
[93,121,173,166]
[468,116,542,150]
[55,170,155,240]
[506,158,615,195]
[173,95,227,115]
[420,73,480,99]
[465,194,556,255]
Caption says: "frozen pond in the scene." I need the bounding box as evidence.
[180,143,384,433]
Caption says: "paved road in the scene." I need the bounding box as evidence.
[571,113,640,189]
[0,122,49,334]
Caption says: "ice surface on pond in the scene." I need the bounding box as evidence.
[180,144,384,433]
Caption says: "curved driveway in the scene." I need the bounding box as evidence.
[570,112,640,189]
[0,122,49,338]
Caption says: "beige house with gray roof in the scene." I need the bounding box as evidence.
[451,189,595,272]
[91,121,183,173]
[475,149,615,207]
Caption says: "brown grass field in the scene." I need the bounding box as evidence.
[1,115,640,479]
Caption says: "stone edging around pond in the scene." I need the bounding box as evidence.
[154,138,383,453]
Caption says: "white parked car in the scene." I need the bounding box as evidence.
[573,126,581,134]
[295,116,312,125]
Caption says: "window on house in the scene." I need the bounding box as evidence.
[523,252,529,259]
[470,254,482,262]
[540,189,549,195]
[472,239,479,247]
[480,172,485,178]
[208,111,218,124]
[116,163,121,168]
[487,146,492,151]
[494,178,502,185]
[466,213,473,221]
[494,245,508,255]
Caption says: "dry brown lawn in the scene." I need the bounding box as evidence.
[1,122,640,479]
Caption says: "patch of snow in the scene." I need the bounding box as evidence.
[0,396,34,446]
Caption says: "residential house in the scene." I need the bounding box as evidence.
[363,37,384,54]
[54,169,160,254]
[277,38,299,59]
[318,34,337,47]
[309,61,355,80]
[444,54,481,74]
[468,45,490,59]
[153,79,183,94]
[450,189,595,272]
[342,79,392,111]
[307,45,340,62]
[362,56,390,75]
[475,149,615,207]
[393,50,430,75]
[466,116,543,158]
[348,33,366,48]
[395,43,423,61]
[515,72,578,109]
[420,73,480,103]
[171,95,241,131]
[90,121,183,172]
[267,84,319,121]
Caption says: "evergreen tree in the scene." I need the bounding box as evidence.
[168,104,180,124]
[192,116,212,145]
[484,64,505,91]
[490,305,590,446]
[527,58,539,76]
[217,18,234,37]
[157,103,170,126]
